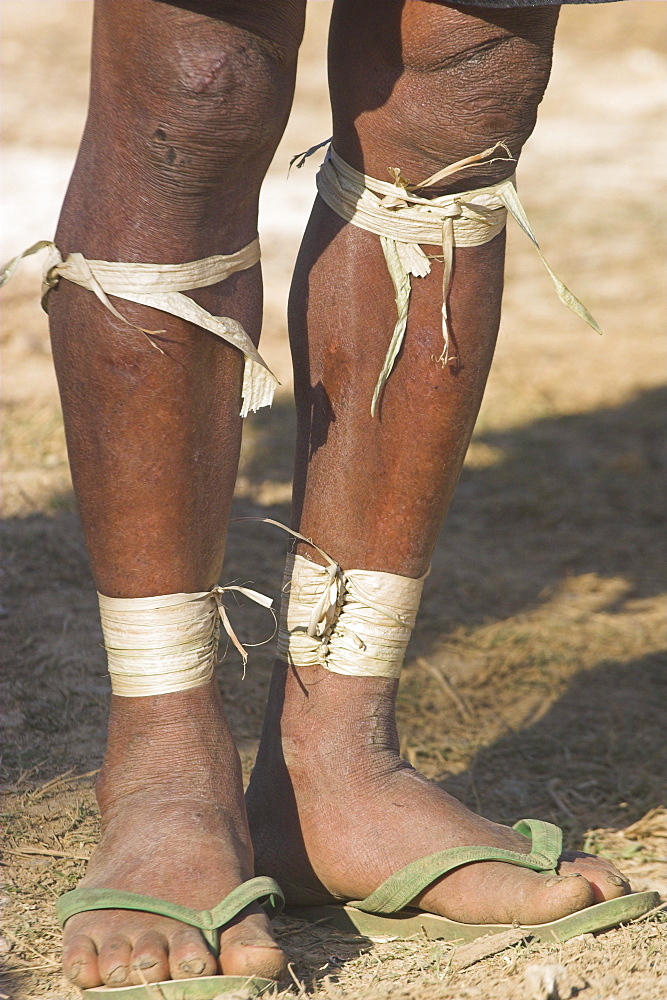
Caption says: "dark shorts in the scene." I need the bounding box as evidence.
[454,1,625,7]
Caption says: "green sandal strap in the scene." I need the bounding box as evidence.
[512,818,563,866]
[351,818,563,915]
[56,877,284,956]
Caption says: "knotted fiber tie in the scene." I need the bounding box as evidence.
[277,553,426,679]
[98,584,274,697]
[312,142,602,416]
[250,518,426,679]
[0,239,278,416]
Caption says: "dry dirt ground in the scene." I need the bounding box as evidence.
[1,2,665,999]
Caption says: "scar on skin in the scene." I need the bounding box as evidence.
[188,56,226,94]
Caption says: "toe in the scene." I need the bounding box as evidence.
[128,931,170,985]
[516,870,596,924]
[574,866,630,903]
[97,934,133,986]
[62,933,101,989]
[167,927,217,981]
[599,870,632,899]
[424,860,596,926]
[559,851,631,903]
[218,908,287,980]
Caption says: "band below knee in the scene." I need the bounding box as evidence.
[310,141,601,416]
[0,238,277,416]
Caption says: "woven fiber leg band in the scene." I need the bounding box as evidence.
[311,142,601,416]
[276,553,426,679]
[0,239,278,416]
[99,583,273,697]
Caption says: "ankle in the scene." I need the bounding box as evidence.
[260,661,402,767]
[96,683,240,809]
[96,746,242,815]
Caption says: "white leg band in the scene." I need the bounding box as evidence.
[277,553,426,679]
[308,142,601,416]
[0,239,278,416]
[99,584,273,697]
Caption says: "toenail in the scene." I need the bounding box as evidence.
[107,966,129,985]
[132,958,159,970]
[239,940,282,951]
[180,959,206,975]
[66,962,82,981]
[544,874,584,887]
[606,873,627,887]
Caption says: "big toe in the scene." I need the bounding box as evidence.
[218,908,287,980]
[425,861,596,926]
[513,869,596,925]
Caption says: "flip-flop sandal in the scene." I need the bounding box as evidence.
[285,819,661,945]
[69,978,276,998]
[56,876,284,998]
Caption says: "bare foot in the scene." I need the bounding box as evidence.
[62,681,286,989]
[247,665,630,926]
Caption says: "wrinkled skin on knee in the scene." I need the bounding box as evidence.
[59,0,306,259]
[329,0,559,191]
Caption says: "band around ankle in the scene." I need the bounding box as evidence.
[277,553,425,679]
[99,583,273,696]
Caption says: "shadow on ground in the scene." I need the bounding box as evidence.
[439,650,667,838]
[2,384,665,839]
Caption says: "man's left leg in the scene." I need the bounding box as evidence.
[247,0,630,925]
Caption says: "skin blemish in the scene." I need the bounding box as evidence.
[166,147,176,165]
[187,56,227,94]
[154,128,167,141]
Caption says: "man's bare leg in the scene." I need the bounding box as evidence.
[248,1,630,924]
[48,0,305,987]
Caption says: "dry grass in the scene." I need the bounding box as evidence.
[1,2,665,998]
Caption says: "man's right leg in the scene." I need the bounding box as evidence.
[48,0,305,987]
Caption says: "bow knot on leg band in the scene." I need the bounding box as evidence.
[277,553,426,679]
[0,239,278,416]
[312,142,602,416]
[99,584,274,696]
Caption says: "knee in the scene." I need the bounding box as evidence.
[155,32,298,176]
[336,7,559,188]
[87,4,304,205]
[404,24,556,178]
